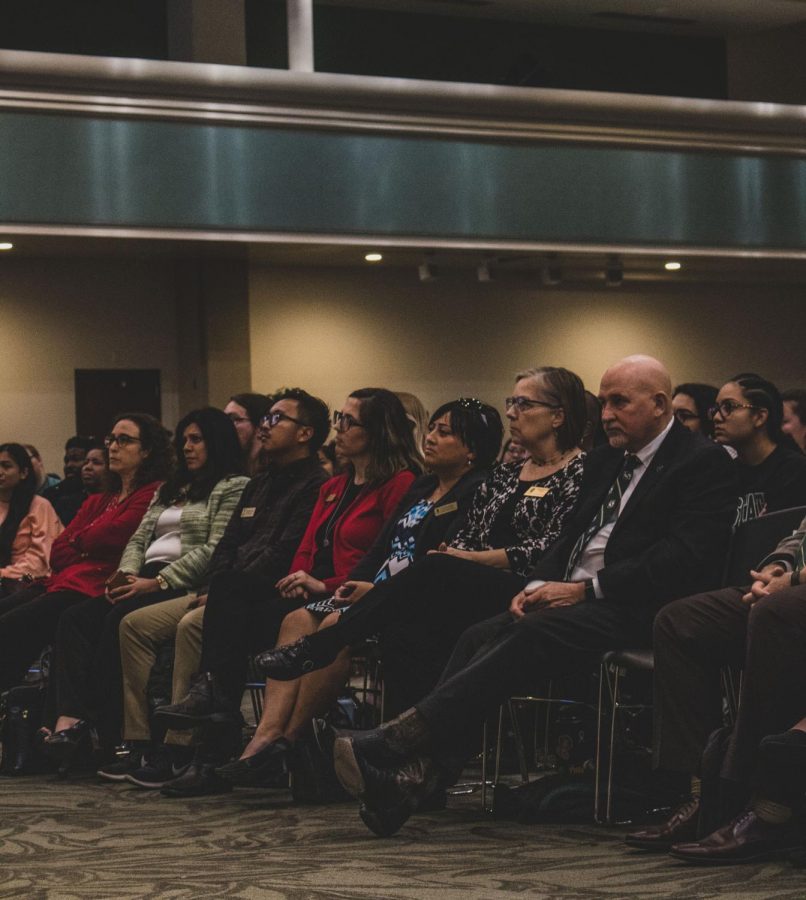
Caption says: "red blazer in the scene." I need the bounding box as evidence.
[290,470,416,593]
[46,481,161,597]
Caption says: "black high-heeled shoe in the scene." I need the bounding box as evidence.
[43,720,96,776]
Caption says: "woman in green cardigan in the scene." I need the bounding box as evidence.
[44,407,249,764]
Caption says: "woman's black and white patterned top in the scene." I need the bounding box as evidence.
[450,455,584,577]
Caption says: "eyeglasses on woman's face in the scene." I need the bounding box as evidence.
[104,434,143,448]
[504,396,559,414]
[333,411,366,433]
[674,409,700,424]
[707,400,758,421]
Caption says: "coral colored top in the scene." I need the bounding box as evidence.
[289,470,416,594]
[44,482,161,597]
[0,495,64,580]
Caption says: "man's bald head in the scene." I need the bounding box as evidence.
[598,355,674,452]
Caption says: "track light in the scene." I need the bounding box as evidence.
[605,255,623,287]
[418,262,438,282]
[540,264,562,287]
[476,262,492,282]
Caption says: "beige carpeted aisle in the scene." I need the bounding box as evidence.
[0,774,802,899]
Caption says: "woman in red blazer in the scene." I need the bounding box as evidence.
[0,413,173,691]
[276,388,423,603]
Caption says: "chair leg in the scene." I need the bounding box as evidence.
[605,665,622,825]
[594,662,606,823]
[508,700,530,784]
[481,718,489,811]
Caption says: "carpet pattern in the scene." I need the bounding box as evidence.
[0,774,803,899]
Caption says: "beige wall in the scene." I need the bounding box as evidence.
[0,258,182,473]
[249,265,806,420]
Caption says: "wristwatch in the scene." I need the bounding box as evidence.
[792,567,802,587]
[155,573,170,591]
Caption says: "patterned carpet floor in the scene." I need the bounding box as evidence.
[0,773,803,899]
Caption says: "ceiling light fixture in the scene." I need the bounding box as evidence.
[664,261,682,271]
[476,262,492,282]
[364,252,382,262]
[0,242,13,251]
[418,262,438,282]
[605,255,623,287]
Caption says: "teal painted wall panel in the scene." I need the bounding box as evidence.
[1,111,804,248]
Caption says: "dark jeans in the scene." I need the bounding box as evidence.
[336,555,525,717]
[416,598,653,763]
[47,563,183,747]
[653,584,806,784]
[200,570,305,696]
[0,584,85,691]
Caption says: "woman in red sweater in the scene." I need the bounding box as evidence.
[0,413,173,692]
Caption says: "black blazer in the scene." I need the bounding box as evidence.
[529,420,737,607]
[347,469,487,583]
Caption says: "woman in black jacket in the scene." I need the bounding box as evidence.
[214,398,502,785]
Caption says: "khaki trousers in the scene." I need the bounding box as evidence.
[119,594,205,743]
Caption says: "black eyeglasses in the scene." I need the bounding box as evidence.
[707,400,758,421]
[674,409,700,424]
[333,411,366,432]
[104,434,142,448]
[504,396,559,413]
[261,411,305,428]
[226,413,252,425]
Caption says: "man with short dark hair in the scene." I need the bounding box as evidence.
[107,389,330,794]
[327,355,736,837]
[44,436,101,524]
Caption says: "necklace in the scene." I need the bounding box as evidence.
[529,448,570,468]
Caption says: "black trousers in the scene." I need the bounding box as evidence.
[415,598,653,761]
[0,584,86,691]
[652,584,806,784]
[200,570,305,695]
[48,564,183,746]
[332,555,524,717]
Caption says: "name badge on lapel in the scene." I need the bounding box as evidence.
[325,493,338,503]
[525,485,550,499]
[434,501,459,517]
[240,507,256,518]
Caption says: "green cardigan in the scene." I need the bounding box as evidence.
[119,475,249,590]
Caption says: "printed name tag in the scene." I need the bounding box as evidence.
[240,507,256,518]
[325,493,338,503]
[434,501,459,516]
[524,485,550,499]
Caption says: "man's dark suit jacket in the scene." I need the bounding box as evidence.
[529,420,737,608]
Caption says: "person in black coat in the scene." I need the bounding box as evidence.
[326,355,737,837]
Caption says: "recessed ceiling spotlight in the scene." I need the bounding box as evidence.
[664,261,682,271]
[0,242,13,251]
[364,252,383,262]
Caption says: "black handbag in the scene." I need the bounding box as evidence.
[0,683,47,775]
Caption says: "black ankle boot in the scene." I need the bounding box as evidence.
[154,673,241,730]
[253,634,339,682]
[341,708,432,770]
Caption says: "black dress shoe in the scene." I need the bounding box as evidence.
[214,738,291,787]
[670,809,802,864]
[160,762,233,797]
[253,636,337,681]
[625,797,700,851]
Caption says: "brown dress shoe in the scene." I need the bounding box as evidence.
[624,797,700,851]
[669,809,801,864]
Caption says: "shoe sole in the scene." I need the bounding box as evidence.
[624,838,679,853]
[333,738,365,799]
[97,770,134,783]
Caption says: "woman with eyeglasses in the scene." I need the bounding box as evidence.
[224,392,272,476]
[709,373,806,528]
[0,415,171,695]
[42,408,248,767]
[672,383,719,439]
[253,368,587,724]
